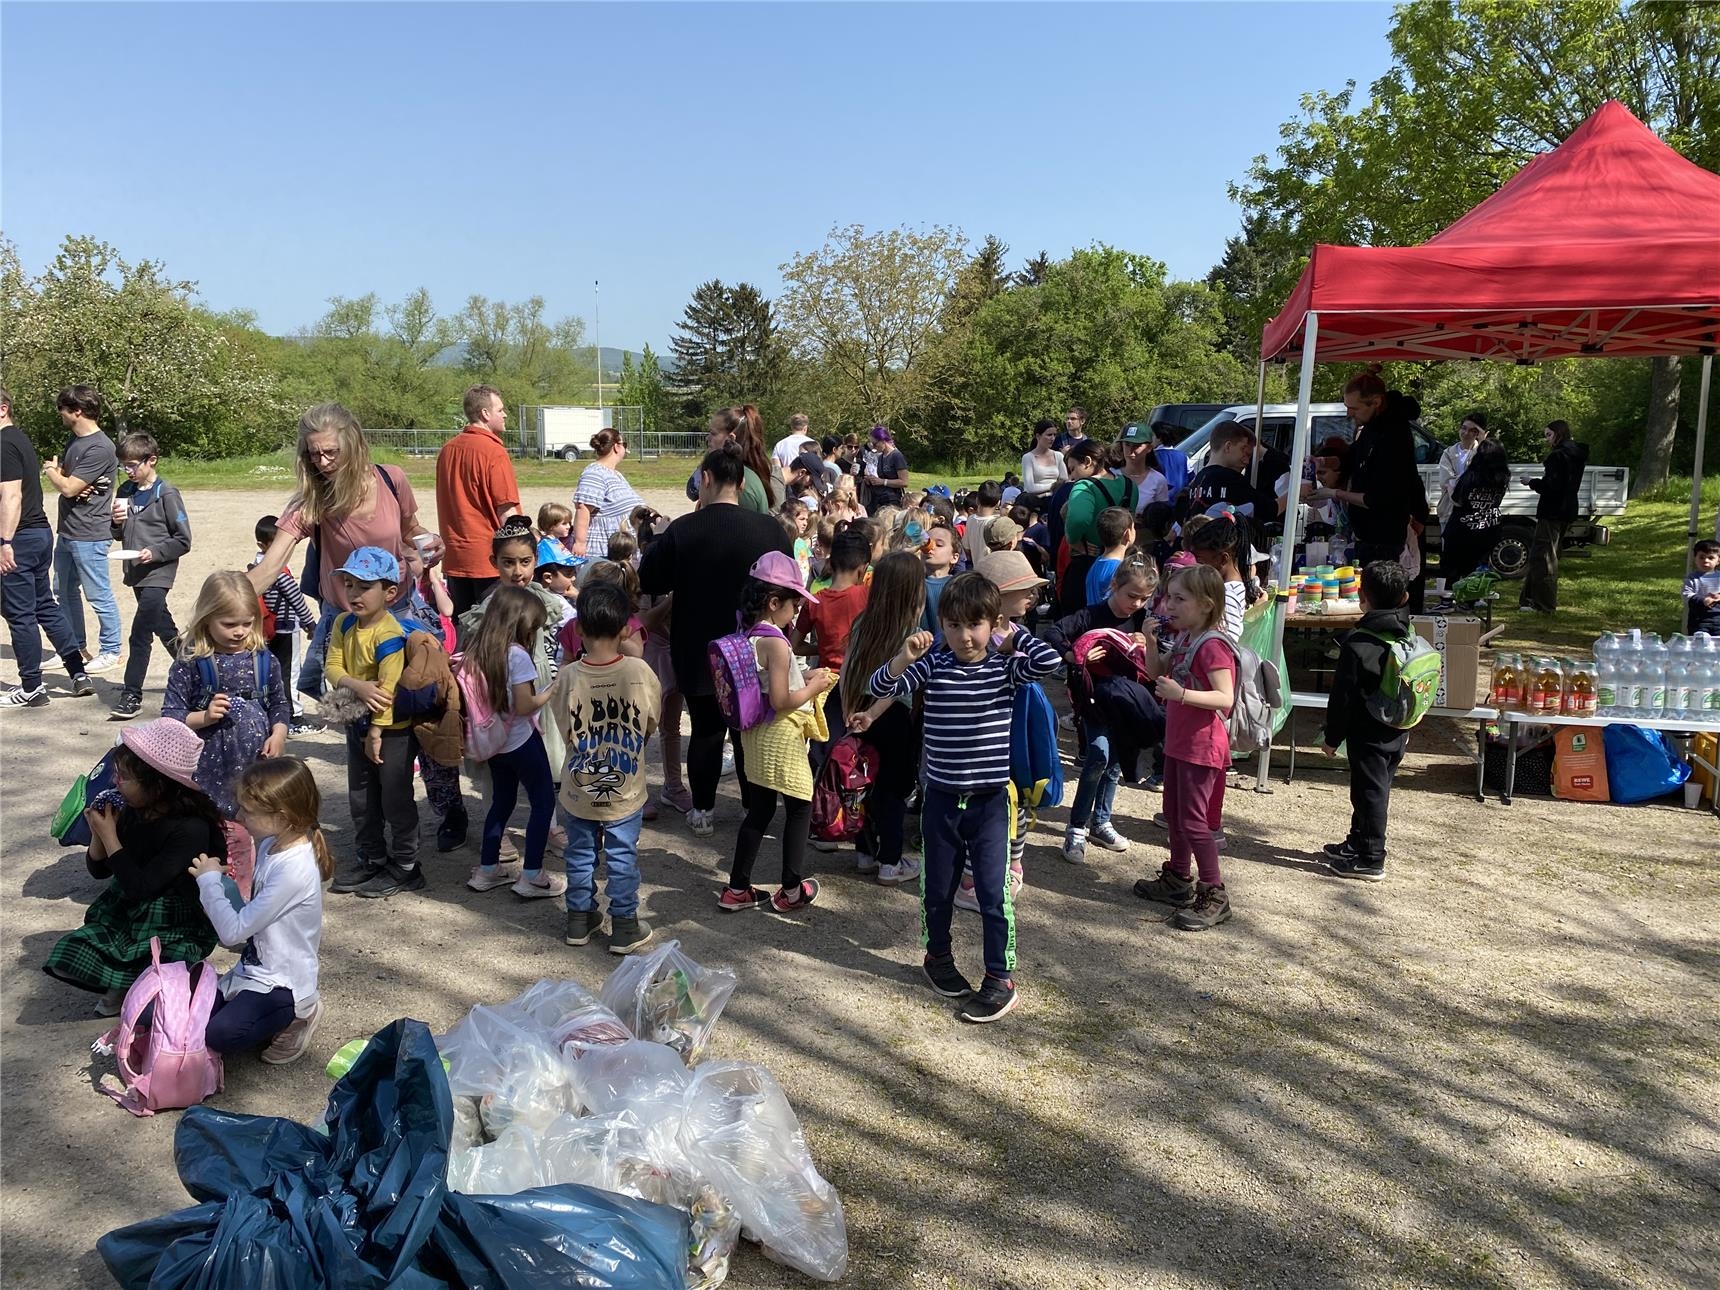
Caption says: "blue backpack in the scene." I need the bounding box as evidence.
[192,652,272,709]
[1010,681,1064,818]
[337,614,444,720]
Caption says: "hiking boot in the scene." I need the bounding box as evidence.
[1172,883,1232,931]
[0,684,48,710]
[436,807,469,853]
[352,862,427,899]
[953,877,980,912]
[771,879,820,913]
[70,671,95,697]
[329,855,384,894]
[607,916,655,955]
[466,863,519,892]
[1089,821,1129,852]
[109,690,144,721]
[923,952,973,998]
[959,976,1018,1023]
[85,651,122,675]
[688,809,715,838]
[1326,849,1386,881]
[260,998,325,1065]
[564,907,602,945]
[717,885,768,912]
[877,858,920,886]
[855,850,880,875]
[1061,828,1088,864]
[1133,865,1196,908]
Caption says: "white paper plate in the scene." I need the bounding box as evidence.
[108,550,143,560]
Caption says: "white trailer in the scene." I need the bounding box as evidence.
[535,406,613,461]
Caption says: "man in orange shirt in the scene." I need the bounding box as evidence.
[436,385,522,614]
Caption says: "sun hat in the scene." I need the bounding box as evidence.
[118,718,205,791]
[337,546,400,585]
[749,550,819,603]
[975,550,1047,593]
[986,515,1023,547]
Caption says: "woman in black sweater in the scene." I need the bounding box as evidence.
[1440,439,1511,584]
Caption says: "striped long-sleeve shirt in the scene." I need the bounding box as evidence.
[868,625,1060,791]
[252,559,316,636]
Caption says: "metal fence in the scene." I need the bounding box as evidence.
[365,412,702,461]
[366,428,461,457]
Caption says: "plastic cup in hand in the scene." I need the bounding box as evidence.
[413,533,438,557]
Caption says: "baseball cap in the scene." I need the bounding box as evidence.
[975,550,1046,593]
[536,537,579,571]
[337,546,400,585]
[986,515,1023,547]
[1120,421,1154,444]
[925,483,952,500]
[792,449,825,480]
[749,550,819,603]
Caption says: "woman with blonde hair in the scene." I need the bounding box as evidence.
[248,403,442,698]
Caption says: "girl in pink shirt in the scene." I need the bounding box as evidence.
[1134,564,1237,931]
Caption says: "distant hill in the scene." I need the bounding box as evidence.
[428,343,646,378]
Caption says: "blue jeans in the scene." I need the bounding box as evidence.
[296,601,339,700]
[481,730,555,873]
[562,807,644,918]
[1069,727,1122,830]
[1,526,85,690]
[52,537,121,656]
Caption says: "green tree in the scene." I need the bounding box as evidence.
[666,280,784,427]
[615,344,668,434]
[453,294,591,402]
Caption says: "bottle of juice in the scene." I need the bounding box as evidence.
[1531,656,1564,717]
[1491,651,1523,711]
[1565,658,1598,718]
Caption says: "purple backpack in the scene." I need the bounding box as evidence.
[92,937,224,1117]
[709,623,789,731]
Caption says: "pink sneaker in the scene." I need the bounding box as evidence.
[953,878,980,913]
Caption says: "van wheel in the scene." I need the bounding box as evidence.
[1487,526,1533,580]
[561,446,580,462]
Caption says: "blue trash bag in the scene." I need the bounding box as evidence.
[1602,725,1691,803]
[98,1019,690,1290]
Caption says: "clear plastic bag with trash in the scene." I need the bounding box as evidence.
[599,939,737,1065]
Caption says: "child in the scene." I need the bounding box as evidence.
[1321,560,1412,880]
[1085,507,1136,606]
[808,515,838,592]
[398,547,467,852]
[962,481,1003,568]
[869,570,1060,1023]
[189,757,328,1064]
[107,433,192,721]
[324,546,425,898]
[605,529,638,569]
[841,552,927,885]
[984,514,1023,554]
[254,515,317,735]
[631,561,691,816]
[1182,420,1271,520]
[43,719,222,1015]
[536,543,580,607]
[717,553,837,914]
[1132,564,1236,930]
[537,502,576,566]
[920,519,959,640]
[795,526,871,762]
[550,580,663,954]
[1186,511,1260,642]
[462,584,565,898]
[162,571,291,825]
[1684,539,1720,635]
[1045,558,1161,861]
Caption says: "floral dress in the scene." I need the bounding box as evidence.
[162,650,291,819]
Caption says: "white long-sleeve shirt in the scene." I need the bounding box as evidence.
[196,836,323,1015]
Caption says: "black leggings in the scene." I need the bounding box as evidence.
[858,702,920,868]
[685,691,748,812]
[729,789,810,892]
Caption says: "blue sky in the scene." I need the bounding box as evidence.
[2,2,1394,351]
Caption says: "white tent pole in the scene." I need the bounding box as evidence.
[1249,359,1268,485]
[1690,353,1713,568]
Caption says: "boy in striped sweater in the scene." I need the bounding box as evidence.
[253,515,317,733]
[869,570,1059,1023]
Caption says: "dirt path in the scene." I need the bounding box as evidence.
[2,485,1716,1288]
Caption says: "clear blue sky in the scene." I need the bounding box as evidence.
[2,1,1394,352]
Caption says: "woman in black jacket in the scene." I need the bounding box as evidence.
[1521,419,1588,612]
[1440,439,1511,583]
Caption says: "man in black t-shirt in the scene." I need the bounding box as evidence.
[1181,420,1274,521]
[0,388,95,708]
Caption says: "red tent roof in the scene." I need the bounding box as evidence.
[1260,101,1720,363]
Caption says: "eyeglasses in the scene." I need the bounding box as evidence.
[119,460,149,473]
[307,447,340,462]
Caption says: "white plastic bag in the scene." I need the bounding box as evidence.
[566,1038,690,1118]
[448,1122,545,1195]
[599,940,737,1065]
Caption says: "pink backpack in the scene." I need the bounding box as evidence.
[92,938,223,1117]
[709,623,787,731]
[451,651,524,762]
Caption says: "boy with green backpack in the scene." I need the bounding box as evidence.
[1322,560,1441,880]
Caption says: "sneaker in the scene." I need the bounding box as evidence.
[855,851,880,875]
[466,863,519,892]
[352,862,427,899]
[877,858,920,886]
[95,987,126,1017]
[659,785,694,815]
[109,690,144,721]
[771,879,820,912]
[1009,863,1024,897]
[809,837,839,853]
[953,877,980,913]
[688,809,715,838]
[1089,821,1129,852]
[70,672,94,697]
[959,976,1018,1023]
[84,651,121,674]
[1326,850,1386,881]
[716,885,768,912]
[1171,882,1232,931]
[289,720,317,736]
[0,684,48,710]
[329,856,384,894]
[607,916,655,955]
[1057,711,1076,732]
[437,808,469,853]
[1143,773,1165,792]
[922,952,973,998]
[260,999,325,1065]
[564,907,602,945]
[1061,828,1088,864]
[720,747,736,778]
[1133,865,1196,908]
[1150,812,1169,830]
[512,872,568,899]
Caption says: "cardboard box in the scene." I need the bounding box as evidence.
[1411,614,1483,710]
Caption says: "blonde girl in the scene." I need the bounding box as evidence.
[189,757,329,1064]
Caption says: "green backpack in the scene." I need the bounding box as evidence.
[1359,630,1443,729]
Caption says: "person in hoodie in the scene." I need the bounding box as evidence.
[1321,560,1413,882]
[1326,374,1429,610]
[1520,419,1588,613]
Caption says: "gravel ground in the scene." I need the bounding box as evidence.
[2,485,1717,1289]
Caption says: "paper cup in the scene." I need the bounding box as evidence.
[1686,779,1704,809]
[412,533,438,556]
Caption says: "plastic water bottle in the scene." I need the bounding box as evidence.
[1592,633,1619,717]
[1616,630,1642,716]
[1643,633,1670,717]
[1697,633,1720,723]
[1667,636,1696,719]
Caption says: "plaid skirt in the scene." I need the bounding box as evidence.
[42,880,217,993]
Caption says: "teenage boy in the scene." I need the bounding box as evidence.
[325,546,425,898]
[1683,539,1720,635]
[871,569,1059,1024]
[44,384,122,672]
[1321,560,1412,880]
[962,481,1003,569]
[1085,507,1135,606]
[253,514,317,733]
[552,579,662,955]
[1182,421,1271,521]
[108,434,193,719]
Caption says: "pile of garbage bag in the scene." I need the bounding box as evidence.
[439,941,848,1285]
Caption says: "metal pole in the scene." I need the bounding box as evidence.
[594,281,602,414]
[1249,359,1268,485]
[1689,353,1713,569]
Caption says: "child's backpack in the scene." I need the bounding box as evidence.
[91,938,223,1117]
[811,735,878,842]
[256,594,277,641]
[192,651,273,709]
[1009,681,1064,817]
[52,745,121,848]
[1177,631,1283,756]
[451,652,516,762]
[709,622,789,731]
[342,614,464,765]
[1356,629,1443,730]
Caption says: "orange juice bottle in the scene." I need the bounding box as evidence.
[1565,659,1598,718]
[1531,657,1564,716]
[1491,652,1522,710]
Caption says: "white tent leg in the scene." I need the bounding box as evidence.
[1257,314,1320,790]
[1249,360,1268,486]
[1690,353,1713,565]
